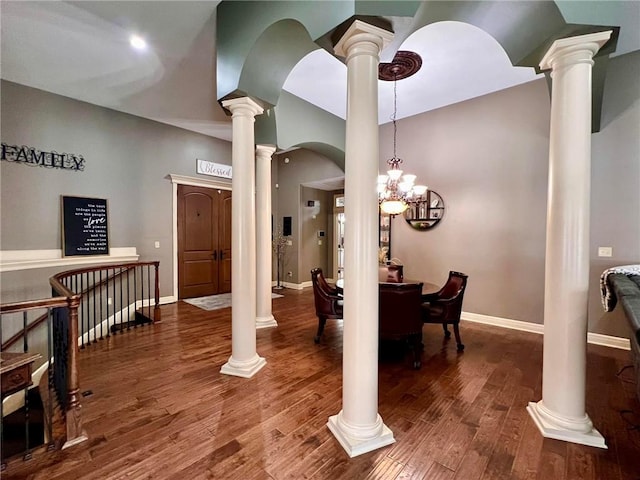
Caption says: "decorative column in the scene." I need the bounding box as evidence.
[220,97,266,378]
[328,20,394,458]
[527,31,612,449]
[255,144,278,329]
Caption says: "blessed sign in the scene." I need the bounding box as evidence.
[1,143,85,171]
[62,196,109,256]
[196,159,232,179]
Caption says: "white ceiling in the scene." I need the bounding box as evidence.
[1,1,638,143]
[283,21,542,124]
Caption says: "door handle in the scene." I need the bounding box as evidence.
[212,251,217,261]
[220,250,224,260]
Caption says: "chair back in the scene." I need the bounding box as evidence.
[311,268,342,319]
[426,271,468,324]
[437,271,468,300]
[315,268,338,295]
[379,282,423,339]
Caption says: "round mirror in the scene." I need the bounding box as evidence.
[403,190,444,230]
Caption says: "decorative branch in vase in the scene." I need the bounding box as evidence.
[272,225,289,289]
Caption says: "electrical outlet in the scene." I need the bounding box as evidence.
[287,271,293,277]
[598,246,612,257]
[318,240,322,245]
[286,240,292,246]
[107,297,112,305]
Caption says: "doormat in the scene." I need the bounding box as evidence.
[183,292,283,311]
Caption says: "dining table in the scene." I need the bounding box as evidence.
[335,276,440,298]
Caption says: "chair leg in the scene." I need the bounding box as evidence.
[314,317,327,344]
[409,333,422,370]
[453,322,464,351]
[442,323,451,339]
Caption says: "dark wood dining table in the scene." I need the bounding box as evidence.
[335,277,440,297]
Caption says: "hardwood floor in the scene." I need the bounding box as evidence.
[4,289,640,479]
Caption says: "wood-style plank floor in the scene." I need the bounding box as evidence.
[4,289,640,479]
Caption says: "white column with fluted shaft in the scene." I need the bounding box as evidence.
[327,20,394,458]
[255,144,278,329]
[527,31,612,449]
[220,97,266,378]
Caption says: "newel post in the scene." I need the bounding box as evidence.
[62,294,87,449]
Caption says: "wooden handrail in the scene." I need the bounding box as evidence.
[1,268,135,351]
[51,262,158,287]
[0,297,70,314]
[51,261,160,323]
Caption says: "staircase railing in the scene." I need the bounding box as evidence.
[1,260,160,467]
[51,262,160,347]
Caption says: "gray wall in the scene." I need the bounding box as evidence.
[299,186,332,282]
[589,51,640,337]
[1,80,232,300]
[384,51,640,337]
[273,150,344,284]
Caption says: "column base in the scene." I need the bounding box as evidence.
[527,401,606,449]
[256,314,278,329]
[327,411,395,458]
[220,354,266,378]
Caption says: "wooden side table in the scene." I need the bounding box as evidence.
[1,352,41,397]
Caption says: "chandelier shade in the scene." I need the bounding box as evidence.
[378,51,427,216]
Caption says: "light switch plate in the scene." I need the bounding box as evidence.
[154,241,160,249]
[598,246,612,257]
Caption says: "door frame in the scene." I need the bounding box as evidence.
[169,174,232,301]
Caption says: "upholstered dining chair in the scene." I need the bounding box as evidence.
[379,282,424,369]
[310,268,343,343]
[421,271,468,351]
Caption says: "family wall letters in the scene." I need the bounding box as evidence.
[1,142,85,171]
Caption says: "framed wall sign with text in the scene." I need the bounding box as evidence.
[61,196,109,256]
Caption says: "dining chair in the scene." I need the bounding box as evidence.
[379,282,424,369]
[310,268,343,343]
[421,271,468,351]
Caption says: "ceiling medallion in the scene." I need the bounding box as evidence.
[378,51,422,81]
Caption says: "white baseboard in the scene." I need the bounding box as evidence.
[461,311,630,351]
[271,281,306,290]
[461,311,544,335]
[586,332,631,350]
[160,295,176,305]
[79,298,160,346]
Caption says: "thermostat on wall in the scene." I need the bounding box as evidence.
[318,230,325,238]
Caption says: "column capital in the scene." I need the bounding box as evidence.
[540,31,612,71]
[222,97,264,118]
[334,19,393,59]
[255,144,276,159]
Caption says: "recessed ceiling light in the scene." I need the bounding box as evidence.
[129,35,147,51]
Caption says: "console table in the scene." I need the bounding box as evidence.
[1,352,41,397]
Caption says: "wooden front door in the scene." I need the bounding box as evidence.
[178,185,232,299]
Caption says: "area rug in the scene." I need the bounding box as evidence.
[184,292,283,311]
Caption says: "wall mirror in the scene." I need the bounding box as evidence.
[403,190,445,230]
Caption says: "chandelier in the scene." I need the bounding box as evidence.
[377,51,427,216]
